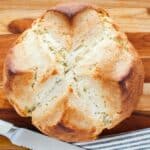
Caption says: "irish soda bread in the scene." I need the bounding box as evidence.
[3,3,144,142]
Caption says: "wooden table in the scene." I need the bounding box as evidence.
[0,0,150,149]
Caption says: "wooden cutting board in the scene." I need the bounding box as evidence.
[0,0,150,149]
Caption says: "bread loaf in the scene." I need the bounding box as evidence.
[3,3,144,142]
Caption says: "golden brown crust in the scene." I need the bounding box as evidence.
[3,3,144,142]
[119,56,144,114]
[41,124,97,142]
[35,102,98,142]
[50,2,108,18]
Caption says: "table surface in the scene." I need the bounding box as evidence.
[0,0,150,149]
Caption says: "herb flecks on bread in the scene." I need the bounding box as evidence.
[3,4,144,142]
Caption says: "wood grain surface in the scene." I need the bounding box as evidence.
[0,0,149,149]
[0,8,150,34]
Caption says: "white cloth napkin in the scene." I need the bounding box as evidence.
[75,128,150,150]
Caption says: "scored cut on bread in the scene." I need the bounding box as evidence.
[3,3,144,142]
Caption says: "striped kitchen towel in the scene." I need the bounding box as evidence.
[74,128,150,150]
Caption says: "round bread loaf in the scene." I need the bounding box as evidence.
[3,3,144,142]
